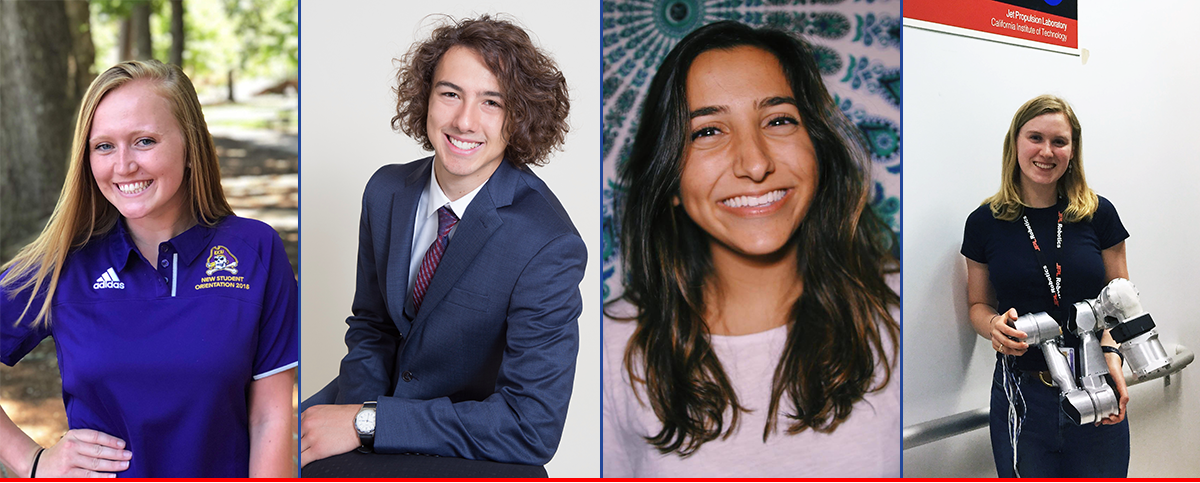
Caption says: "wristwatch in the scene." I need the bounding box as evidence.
[354,401,376,453]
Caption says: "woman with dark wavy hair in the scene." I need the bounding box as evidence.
[603,21,900,477]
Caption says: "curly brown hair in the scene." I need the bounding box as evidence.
[391,15,570,167]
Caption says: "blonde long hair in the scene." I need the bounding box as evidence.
[985,94,1098,222]
[2,60,232,328]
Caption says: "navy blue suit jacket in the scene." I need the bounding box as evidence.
[329,157,585,465]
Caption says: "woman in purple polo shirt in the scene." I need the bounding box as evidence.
[0,60,298,477]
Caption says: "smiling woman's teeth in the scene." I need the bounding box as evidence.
[449,137,482,150]
[722,189,785,208]
[118,181,151,194]
[1033,161,1055,169]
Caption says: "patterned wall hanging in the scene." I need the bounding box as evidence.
[601,0,901,301]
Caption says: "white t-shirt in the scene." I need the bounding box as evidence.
[602,299,901,477]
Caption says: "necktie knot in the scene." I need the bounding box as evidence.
[436,206,459,238]
[413,205,458,313]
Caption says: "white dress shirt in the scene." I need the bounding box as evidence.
[406,166,485,292]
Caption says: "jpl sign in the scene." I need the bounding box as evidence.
[905,0,1078,52]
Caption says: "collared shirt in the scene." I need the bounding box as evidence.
[0,216,298,477]
[407,166,486,291]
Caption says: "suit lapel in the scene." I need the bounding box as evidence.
[388,157,432,330]
[410,159,521,328]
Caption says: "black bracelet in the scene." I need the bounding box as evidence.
[1102,345,1125,365]
[30,447,45,478]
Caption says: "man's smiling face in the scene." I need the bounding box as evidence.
[426,45,509,198]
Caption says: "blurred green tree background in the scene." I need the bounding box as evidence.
[1,0,298,261]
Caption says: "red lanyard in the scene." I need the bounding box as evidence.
[1021,211,1063,307]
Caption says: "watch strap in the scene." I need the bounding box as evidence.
[1102,345,1125,365]
[356,401,376,453]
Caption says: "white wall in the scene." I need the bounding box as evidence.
[903,1,1200,477]
[298,1,600,477]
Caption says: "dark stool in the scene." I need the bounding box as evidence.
[300,378,548,478]
[302,452,548,478]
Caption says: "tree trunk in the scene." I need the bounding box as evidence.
[118,16,132,61]
[131,1,152,60]
[227,69,235,102]
[169,0,184,67]
[0,1,74,259]
[64,0,95,102]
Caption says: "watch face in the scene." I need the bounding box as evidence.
[355,408,375,432]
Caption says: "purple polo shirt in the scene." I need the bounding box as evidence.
[1,216,298,477]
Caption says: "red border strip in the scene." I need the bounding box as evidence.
[7,478,1200,482]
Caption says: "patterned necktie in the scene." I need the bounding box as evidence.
[412,205,458,313]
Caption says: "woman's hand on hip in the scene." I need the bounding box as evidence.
[990,308,1029,356]
[37,429,131,478]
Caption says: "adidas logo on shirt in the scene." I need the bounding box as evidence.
[93,267,125,290]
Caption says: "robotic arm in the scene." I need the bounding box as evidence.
[1011,278,1172,425]
[1096,280,1173,379]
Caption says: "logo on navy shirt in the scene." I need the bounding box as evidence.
[205,245,239,275]
[93,267,125,290]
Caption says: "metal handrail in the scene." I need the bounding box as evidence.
[903,344,1194,450]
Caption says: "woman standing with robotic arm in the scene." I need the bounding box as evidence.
[962,94,1130,478]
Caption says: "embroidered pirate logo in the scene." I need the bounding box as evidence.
[205,245,240,275]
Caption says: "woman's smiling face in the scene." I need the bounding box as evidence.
[677,45,818,258]
[1016,112,1073,196]
[89,80,189,229]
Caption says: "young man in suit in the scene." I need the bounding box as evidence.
[299,16,585,474]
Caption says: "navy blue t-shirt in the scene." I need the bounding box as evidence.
[961,196,1128,371]
[1,216,298,477]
